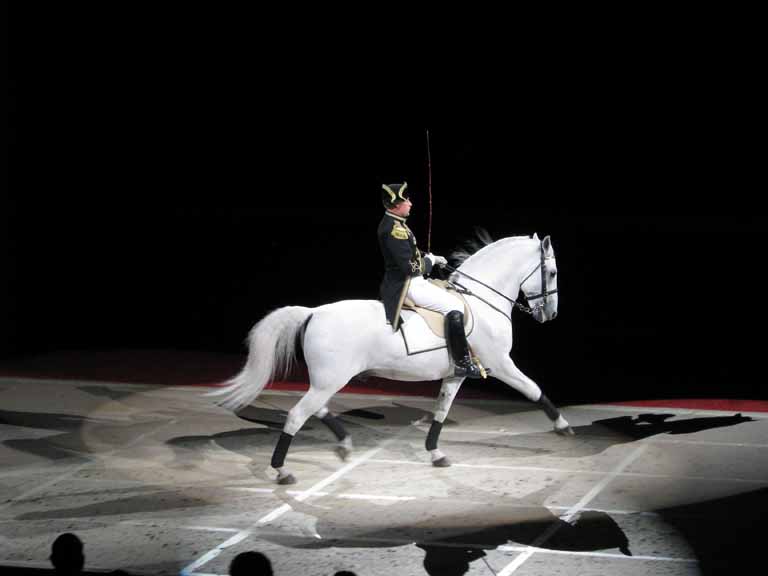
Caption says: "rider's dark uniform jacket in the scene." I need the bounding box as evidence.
[378,211,433,329]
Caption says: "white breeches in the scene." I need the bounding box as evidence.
[407,277,463,315]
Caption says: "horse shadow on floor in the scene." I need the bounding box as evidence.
[576,412,754,439]
[553,412,756,458]
[260,481,630,576]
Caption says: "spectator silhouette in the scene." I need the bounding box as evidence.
[229,550,273,575]
[50,533,84,575]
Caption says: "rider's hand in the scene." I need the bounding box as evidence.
[426,253,448,267]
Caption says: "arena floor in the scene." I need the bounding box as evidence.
[1,375,766,575]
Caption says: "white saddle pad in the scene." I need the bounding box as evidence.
[399,307,474,356]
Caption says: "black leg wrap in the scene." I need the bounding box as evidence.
[537,393,560,421]
[321,413,348,441]
[271,432,294,469]
[426,420,443,451]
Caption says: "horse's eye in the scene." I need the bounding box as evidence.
[550,270,557,277]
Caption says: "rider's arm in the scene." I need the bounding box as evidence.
[384,228,425,277]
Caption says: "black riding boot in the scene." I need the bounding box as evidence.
[445,310,485,379]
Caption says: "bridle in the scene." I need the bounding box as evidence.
[517,242,558,313]
[443,240,558,318]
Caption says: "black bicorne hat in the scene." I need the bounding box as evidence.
[381,182,409,208]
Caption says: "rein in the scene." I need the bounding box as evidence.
[443,266,534,317]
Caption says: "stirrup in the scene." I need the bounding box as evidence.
[454,358,488,379]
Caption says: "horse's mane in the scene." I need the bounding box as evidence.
[450,228,532,266]
[450,227,495,266]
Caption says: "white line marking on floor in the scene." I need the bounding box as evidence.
[184,526,240,533]
[227,486,417,502]
[180,435,400,575]
[649,438,768,448]
[498,444,650,575]
[412,426,535,436]
[362,457,768,484]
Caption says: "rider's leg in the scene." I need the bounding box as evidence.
[444,310,485,379]
[406,277,462,315]
[406,278,484,379]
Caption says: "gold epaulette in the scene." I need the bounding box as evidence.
[391,223,409,240]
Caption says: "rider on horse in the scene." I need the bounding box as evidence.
[378,182,484,379]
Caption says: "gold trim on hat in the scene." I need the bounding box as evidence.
[382,184,397,204]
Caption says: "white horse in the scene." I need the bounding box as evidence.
[209,232,572,484]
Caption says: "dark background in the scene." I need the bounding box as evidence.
[3,8,762,404]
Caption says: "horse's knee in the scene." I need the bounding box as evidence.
[285,391,329,435]
[284,416,302,436]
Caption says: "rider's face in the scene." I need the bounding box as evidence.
[391,199,412,217]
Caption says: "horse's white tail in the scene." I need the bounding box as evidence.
[206,306,313,411]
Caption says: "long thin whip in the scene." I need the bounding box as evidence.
[426,129,433,253]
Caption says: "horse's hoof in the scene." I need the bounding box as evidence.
[555,425,575,436]
[432,456,452,467]
[277,473,297,485]
[334,445,352,462]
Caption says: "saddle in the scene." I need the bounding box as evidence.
[401,279,472,338]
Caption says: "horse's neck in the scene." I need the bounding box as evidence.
[458,239,538,308]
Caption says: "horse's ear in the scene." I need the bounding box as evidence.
[532,232,539,241]
[542,235,552,253]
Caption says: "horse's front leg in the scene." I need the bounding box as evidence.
[425,376,465,467]
[492,357,574,436]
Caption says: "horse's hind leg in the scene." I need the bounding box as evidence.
[425,376,465,467]
[315,405,353,461]
[493,357,574,435]
[271,388,335,485]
